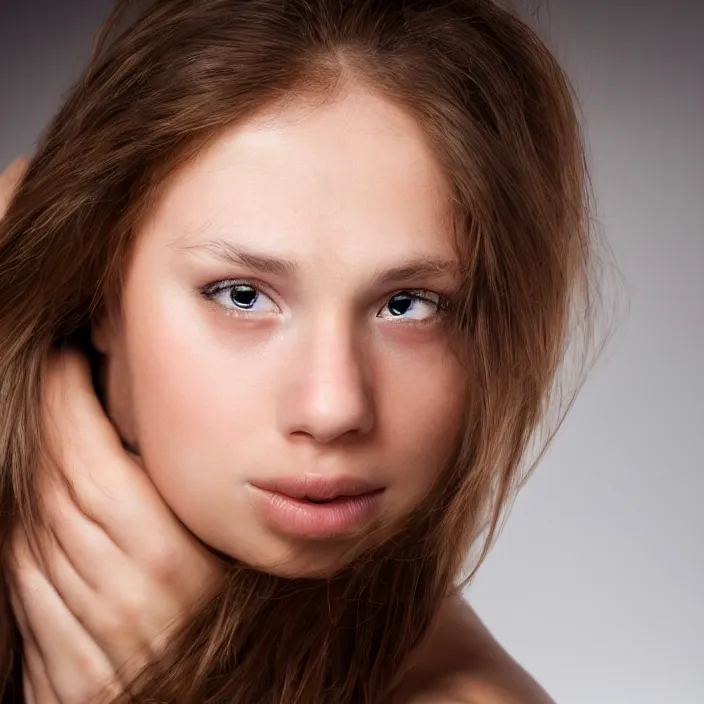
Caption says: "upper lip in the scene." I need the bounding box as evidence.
[250,475,384,501]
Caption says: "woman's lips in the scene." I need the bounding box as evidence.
[249,475,385,539]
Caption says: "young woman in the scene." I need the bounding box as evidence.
[0,0,603,701]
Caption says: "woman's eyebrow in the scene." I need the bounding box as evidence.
[179,238,296,277]
[375,259,459,287]
[178,238,459,285]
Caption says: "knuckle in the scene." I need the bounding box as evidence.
[116,593,148,626]
[94,608,132,646]
[142,540,179,584]
[75,475,112,519]
[99,589,151,637]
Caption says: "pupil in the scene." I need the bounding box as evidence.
[230,285,257,309]
[389,293,413,316]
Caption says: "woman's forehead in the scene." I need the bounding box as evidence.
[138,90,457,266]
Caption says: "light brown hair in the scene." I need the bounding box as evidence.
[0,0,611,701]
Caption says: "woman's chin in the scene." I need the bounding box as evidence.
[224,541,367,580]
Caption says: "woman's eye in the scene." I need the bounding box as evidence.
[202,281,278,315]
[377,290,448,322]
[202,281,449,323]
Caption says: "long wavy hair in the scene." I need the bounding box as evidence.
[0,0,613,701]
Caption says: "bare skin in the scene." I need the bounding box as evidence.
[395,596,556,704]
[1,160,554,704]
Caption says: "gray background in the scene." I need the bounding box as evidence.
[1,1,702,702]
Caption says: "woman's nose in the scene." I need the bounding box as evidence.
[278,320,375,445]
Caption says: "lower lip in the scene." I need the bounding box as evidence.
[251,487,384,539]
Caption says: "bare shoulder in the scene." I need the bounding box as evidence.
[391,595,556,704]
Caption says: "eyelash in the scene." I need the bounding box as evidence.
[200,279,455,322]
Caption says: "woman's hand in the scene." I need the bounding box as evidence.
[7,348,225,702]
[2,156,224,701]
[8,530,124,704]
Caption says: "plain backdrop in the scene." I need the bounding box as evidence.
[1,1,702,702]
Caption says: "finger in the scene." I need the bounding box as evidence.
[23,667,37,704]
[40,349,169,542]
[42,348,125,476]
[8,530,125,703]
[38,473,125,591]
[0,156,29,218]
[37,434,182,587]
[40,348,222,596]
[14,520,155,685]
[35,493,169,674]
[7,582,60,704]
[23,640,62,704]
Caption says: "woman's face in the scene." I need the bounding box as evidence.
[94,87,467,577]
